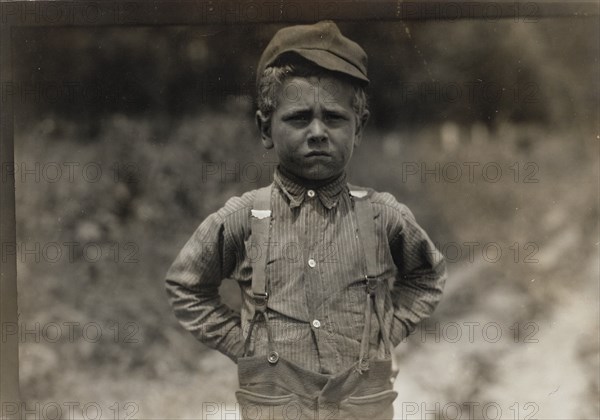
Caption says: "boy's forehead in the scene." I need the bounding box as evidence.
[276,75,355,107]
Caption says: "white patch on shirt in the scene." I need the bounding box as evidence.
[350,190,368,198]
[251,209,271,219]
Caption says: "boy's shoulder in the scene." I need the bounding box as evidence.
[347,183,413,217]
[214,188,258,221]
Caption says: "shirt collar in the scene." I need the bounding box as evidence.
[273,167,347,209]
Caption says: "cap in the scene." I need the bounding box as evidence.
[257,20,369,86]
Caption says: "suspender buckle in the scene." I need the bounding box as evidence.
[357,357,370,373]
[252,292,269,310]
[365,276,377,296]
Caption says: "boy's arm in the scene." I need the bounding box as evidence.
[388,203,447,346]
[165,211,245,363]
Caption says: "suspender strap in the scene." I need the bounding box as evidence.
[353,192,378,279]
[245,185,279,363]
[250,185,272,310]
[352,189,393,372]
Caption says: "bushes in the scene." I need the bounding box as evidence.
[14,19,598,129]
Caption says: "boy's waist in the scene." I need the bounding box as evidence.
[240,313,391,374]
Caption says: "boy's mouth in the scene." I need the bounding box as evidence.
[305,151,331,158]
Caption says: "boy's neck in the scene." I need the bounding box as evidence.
[277,165,345,189]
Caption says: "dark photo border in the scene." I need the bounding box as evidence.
[1,0,598,414]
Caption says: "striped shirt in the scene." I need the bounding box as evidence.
[165,168,446,374]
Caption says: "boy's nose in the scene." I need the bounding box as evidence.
[307,119,328,144]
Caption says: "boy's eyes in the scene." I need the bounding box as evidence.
[283,112,348,123]
[325,112,347,121]
[284,113,310,122]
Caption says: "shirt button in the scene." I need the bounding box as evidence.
[307,189,316,198]
[308,258,316,268]
[312,319,321,328]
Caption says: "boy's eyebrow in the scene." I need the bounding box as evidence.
[320,103,354,115]
[280,101,352,113]
[280,107,311,117]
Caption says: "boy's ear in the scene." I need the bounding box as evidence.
[256,110,274,149]
[354,110,370,147]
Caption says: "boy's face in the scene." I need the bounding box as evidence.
[257,75,369,182]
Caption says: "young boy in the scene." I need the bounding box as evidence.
[165,21,446,420]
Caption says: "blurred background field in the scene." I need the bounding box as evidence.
[10,18,599,419]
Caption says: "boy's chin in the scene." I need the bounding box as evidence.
[286,164,343,182]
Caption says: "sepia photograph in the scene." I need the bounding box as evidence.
[1,1,598,419]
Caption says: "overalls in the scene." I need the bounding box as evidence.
[235,185,398,420]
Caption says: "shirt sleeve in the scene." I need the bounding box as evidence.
[387,202,447,347]
[164,210,245,363]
